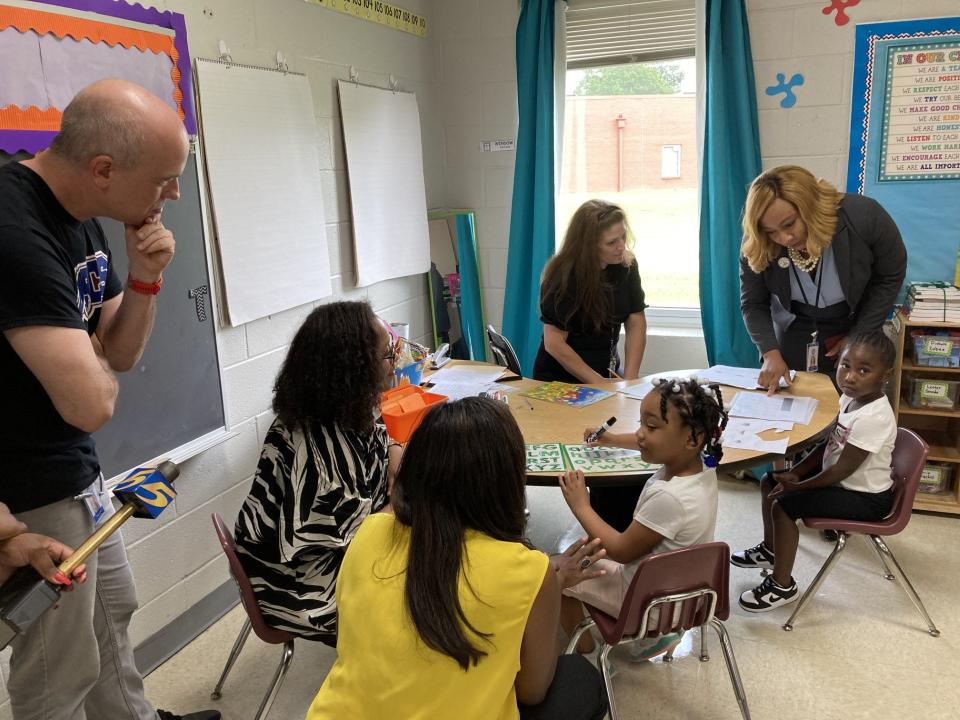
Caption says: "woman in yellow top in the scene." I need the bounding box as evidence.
[307,397,608,720]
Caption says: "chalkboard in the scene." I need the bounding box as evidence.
[0,152,226,479]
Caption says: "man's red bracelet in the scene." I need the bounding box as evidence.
[127,274,163,295]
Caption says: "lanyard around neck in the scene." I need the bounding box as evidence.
[790,257,824,309]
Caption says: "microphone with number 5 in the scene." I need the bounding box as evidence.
[0,461,180,649]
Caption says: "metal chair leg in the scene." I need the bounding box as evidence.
[865,534,895,581]
[254,639,295,720]
[870,536,940,637]
[210,618,253,700]
[710,618,751,720]
[564,617,597,655]
[698,623,709,662]
[598,643,617,720]
[783,531,849,631]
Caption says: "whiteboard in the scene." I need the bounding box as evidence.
[194,59,332,325]
[337,81,430,287]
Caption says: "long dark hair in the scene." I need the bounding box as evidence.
[272,301,383,434]
[540,199,633,334]
[391,397,528,670]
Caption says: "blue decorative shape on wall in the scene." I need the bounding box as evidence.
[765,72,805,108]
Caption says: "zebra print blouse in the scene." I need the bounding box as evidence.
[234,415,390,642]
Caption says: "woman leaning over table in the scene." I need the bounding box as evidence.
[740,165,906,394]
[533,199,648,384]
[533,200,649,531]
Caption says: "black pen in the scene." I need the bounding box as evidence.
[586,416,617,443]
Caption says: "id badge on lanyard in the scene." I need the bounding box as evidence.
[791,260,823,373]
[806,331,819,373]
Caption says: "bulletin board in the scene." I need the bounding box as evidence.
[847,16,960,287]
[0,0,196,154]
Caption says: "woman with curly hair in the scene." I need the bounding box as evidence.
[233,300,399,644]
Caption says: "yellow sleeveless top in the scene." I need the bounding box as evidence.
[306,512,549,720]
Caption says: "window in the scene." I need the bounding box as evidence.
[661,144,681,179]
[560,1,699,319]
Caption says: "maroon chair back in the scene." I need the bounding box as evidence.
[586,542,730,646]
[803,428,929,536]
[211,513,296,645]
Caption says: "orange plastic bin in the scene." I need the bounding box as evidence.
[380,385,447,442]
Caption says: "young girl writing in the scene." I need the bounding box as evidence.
[559,378,727,659]
[734,330,898,612]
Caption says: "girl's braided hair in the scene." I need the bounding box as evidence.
[654,378,729,467]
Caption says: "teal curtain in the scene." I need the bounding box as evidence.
[699,0,762,368]
[503,0,556,376]
[455,213,485,361]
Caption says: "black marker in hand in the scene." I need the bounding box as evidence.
[586,416,617,443]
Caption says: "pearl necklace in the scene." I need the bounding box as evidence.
[788,248,819,273]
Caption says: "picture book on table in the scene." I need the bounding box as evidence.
[521,382,614,408]
[525,444,660,474]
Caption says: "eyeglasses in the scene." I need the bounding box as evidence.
[382,341,399,362]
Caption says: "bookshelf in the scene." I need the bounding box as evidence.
[889,311,960,515]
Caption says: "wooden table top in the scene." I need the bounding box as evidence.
[427,362,840,486]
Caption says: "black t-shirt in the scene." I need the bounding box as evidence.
[533,259,647,383]
[0,163,123,513]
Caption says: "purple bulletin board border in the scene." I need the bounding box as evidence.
[0,0,195,154]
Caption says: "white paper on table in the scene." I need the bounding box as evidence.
[425,366,508,400]
[722,418,793,454]
[618,381,654,401]
[697,365,796,390]
[729,392,818,425]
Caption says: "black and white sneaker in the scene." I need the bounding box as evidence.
[739,575,799,613]
[730,542,775,569]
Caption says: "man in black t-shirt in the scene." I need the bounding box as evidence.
[0,81,218,720]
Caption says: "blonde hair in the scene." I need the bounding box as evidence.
[741,165,842,273]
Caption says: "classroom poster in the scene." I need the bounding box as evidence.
[848,17,960,286]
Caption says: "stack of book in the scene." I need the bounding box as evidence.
[903,282,960,322]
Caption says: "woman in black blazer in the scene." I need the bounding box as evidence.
[739,165,906,393]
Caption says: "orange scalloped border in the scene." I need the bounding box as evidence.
[0,105,62,131]
[0,5,184,125]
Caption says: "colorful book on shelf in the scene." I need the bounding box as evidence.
[524,443,660,474]
[521,382,614,407]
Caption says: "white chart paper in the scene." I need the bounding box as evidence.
[194,60,331,325]
[338,81,430,287]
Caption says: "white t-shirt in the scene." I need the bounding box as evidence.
[625,464,718,582]
[822,394,896,494]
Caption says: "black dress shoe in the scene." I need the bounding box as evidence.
[157,710,222,720]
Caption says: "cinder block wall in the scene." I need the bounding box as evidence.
[0,0,439,713]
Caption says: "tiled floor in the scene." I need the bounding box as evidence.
[146,474,960,719]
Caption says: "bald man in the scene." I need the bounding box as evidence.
[0,81,217,720]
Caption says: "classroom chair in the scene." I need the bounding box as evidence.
[566,542,750,720]
[210,513,297,720]
[486,324,522,376]
[782,428,940,636]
